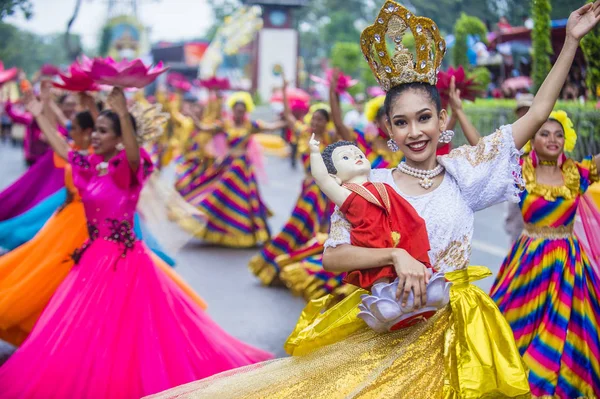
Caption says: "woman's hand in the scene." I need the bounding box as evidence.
[448,76,463,112]
[566,1,600,42]
[107,87,128,116]
[24,93,42,117]
[391,249,431,308]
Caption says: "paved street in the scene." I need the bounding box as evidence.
[0,139,513,362]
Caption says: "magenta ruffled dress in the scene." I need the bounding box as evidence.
[0,148,273,399]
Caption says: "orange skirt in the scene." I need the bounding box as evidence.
[0,200,206,346]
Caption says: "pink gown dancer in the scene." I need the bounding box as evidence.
[0,148,273,399]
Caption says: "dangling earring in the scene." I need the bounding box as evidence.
[439,130,454,144]
[530,149,538,167]
[387,139,399,152]
[558,153,567,168]
[116,143,125,151]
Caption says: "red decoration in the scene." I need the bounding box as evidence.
[199,76,230,91]
[167,72,192,92]
[40,64,61,77]
[53,60,99,92]
[436,66,479,108]
[84,57,168,88]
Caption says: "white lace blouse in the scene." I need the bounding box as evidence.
[324,125,523,273]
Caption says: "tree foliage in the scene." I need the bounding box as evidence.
[581,0,600,100]
[0,22,82,75]
[531,0,552,93]
[0,0,32,21]
[453,13,487,67]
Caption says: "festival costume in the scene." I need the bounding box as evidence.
[0,148,273,398]
[0,150,199,347]
[180,120,271,248]
[0,150,64,221]
[340,181,431,289]
[147,126,530,399]
[4,102,49,165]
[249,126,336,285]
[490,154,600,398]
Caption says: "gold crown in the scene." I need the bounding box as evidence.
[360,1,446,91]
[129,102,170,145]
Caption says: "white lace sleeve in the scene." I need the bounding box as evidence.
[438,125,523,212]
[323,207,351,250]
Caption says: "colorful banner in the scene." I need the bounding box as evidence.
[103,15,149,60]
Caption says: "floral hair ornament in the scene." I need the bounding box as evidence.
[364,95,385,123]
[523,110,577,154]
[227,91,255,113]
[129,102,170,145]
[304,103,334,130]
[361,0,446,91]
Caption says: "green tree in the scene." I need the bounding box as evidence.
[531,0,552,93]
[0,0,32,21]
[452,13,487,67]
[0,22,82,75]
[204,0,241,41]
[581,0,600,99]
[409,0,490,34]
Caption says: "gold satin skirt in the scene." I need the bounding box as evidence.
[146,267,531,399]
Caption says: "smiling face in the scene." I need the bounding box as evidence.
[532,119,565,160]
[91,114,121,156]
[331,144,371,183]
[385,88,447,166]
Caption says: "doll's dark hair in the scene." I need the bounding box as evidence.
[75,111,94,130]
[322,140,359,174]
[384,82,442,119]
[98,109,137,137]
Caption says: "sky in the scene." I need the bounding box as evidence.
[5,0,214,50]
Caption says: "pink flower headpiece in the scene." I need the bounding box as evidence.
[83,57,168,88]
[40,64,61,77]
[199,76,230,91]
[436,66,479,108]
[53,59,99,92]
[167,72,192,92]
[0,62,18,86]
[310,69,358,95]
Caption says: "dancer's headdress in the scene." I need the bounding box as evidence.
[129,102,170,145]
[227,91,255,113]
[524,110,577,153]
[360,1,446,91]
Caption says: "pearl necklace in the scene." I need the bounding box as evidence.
[397,161,444,189]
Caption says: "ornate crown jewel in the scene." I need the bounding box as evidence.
[361,1,446,91]
[129,102,170,145]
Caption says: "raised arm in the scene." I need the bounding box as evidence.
[25,94,70,160]
[280,75,297,130]
[4,101,33,126]
[329,71,355,142]
[108,87,140,172]
[254,119,287,132]
[309,134,350,206]
[512,2,600,149]
[79,92,100,121]
[448,76,481,146]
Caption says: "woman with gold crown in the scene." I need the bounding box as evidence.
[0,87,274,399]
[178,90,286,248]
[490,108,600,398]
[146,2,600,398]
[248,74,343,294]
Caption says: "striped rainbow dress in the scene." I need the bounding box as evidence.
[249,125,335,288]
[179,120,271,248]
[490,155,600,398]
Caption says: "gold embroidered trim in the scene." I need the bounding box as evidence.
[523,223,573,239]
[445,129,503,166]
[522,156,580,201]
[432,236,470,271]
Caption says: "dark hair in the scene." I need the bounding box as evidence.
[313,108,330,122]
[75,111,94,131]
[544,118,565,134]
[233,101,247,110]
[58,94,69,105]
[98,109,137,137]
[384,82,442,119]
[375,106,386,122]
[96,101,105,112]
[322,140,357,174]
